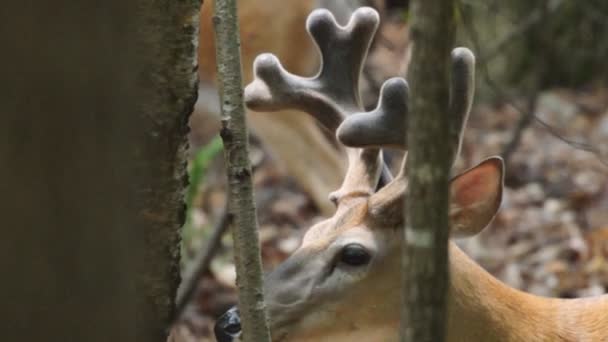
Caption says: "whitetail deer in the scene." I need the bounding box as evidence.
[214,7,608,342]
[197,0,409,215]
[198,0,344,215]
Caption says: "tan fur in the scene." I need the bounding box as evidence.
[198,0,346,215]
[199,0,315,84]
[206,5,607,340]
[260,160,608,341]
[448,244,608,342]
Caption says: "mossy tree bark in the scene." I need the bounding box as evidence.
[213,0,272,341]
[0,0,199,341]
[401,1,456,341]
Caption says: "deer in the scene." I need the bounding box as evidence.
[214,7,608,342]
[197,0,409,215]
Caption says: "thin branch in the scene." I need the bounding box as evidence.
[532,116,602,155]
[172,207,230,324]
[213,0,272,340]
[500,92,538,163]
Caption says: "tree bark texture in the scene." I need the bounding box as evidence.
[137,0,200,339]
[0,0,199,341]
[213,0,272,341]
[402,1,456,342]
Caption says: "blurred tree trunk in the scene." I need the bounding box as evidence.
[402,0,455,341]
[0,0,198,341]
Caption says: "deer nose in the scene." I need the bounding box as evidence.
[214,306,242,342]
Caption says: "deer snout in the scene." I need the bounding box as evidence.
[214,306,242,342]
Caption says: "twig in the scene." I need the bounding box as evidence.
[532,116,601,155]
[487,80,607,167]
[500,93,538,163]
[172,207,230,324]
[213,0,272,340]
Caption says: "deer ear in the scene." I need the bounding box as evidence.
[449,157,504,238]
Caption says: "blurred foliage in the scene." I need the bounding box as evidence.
[181,136,223,264]
[508,0,608,89]
[457,0,608,98]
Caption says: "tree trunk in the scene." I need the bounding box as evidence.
[0,0,198,340]
[213,0,272,341]
[137,0,200,339]
[402,1,455,341]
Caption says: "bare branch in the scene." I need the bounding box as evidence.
[173,207,230,324]
[500,94,538,164]
[213,0,271,340]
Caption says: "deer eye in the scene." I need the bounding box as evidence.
[339,243,371,266]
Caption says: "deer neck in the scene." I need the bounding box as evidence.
[447,242,588,342]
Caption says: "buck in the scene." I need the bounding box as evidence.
[198,0,409,215]
[199,0,344,216]
[214,7,608,342]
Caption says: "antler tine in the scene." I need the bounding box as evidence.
[337,48,476,224]
[336,47,475,167]
[336,77,409,150]
[245,7,392,204]
[244,7,380,130]
[448,47,475,167]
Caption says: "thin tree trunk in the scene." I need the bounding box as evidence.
[0,0,199,341]
[213,0,272,341]
[401,1,456,341]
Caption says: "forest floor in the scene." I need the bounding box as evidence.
[173,85,608,341]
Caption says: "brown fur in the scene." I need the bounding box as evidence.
[261,159,608,341]
[206,4,607,341]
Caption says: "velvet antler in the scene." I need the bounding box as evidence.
[244,7,392,204]
[334,48,476,221]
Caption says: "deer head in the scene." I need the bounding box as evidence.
[215,7,504,342]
